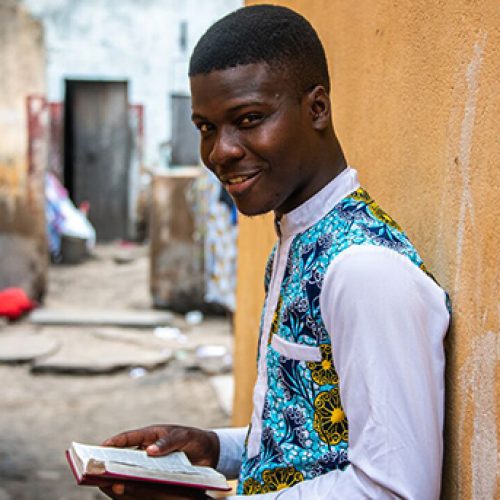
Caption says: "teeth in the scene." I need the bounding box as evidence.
[227,176,248,184]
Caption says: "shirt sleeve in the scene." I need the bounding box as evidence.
[214,427,248,479]
[219,244,449,500]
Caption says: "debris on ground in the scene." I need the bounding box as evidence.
[154,326,187,343]
[185,310,204,325]
[196,344,232,375]
[0,288,36,321]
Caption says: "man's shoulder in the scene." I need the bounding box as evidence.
[296,187,439,283]
[302,187,410,249]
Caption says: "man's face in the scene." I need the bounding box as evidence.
[190,63,321,217]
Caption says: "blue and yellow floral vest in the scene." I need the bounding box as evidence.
[237,188,440,495]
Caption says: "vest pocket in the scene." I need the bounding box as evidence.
[270,334,322,362]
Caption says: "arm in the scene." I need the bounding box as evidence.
[224,245,449,499]
[313,245,448,499]
[213,427,248,479]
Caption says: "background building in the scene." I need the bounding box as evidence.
[0,0,48,299]
[0,0,242,297]
[22,0,242,167]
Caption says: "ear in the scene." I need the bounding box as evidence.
[305,85,331,131]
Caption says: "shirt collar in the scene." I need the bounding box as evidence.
[276,167,360,239]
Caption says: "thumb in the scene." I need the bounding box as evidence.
[146,433,184,456]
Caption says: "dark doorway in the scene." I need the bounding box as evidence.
[170,93,199,166]
[64,80,131,241]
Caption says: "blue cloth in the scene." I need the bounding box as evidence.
[237,187,433,495]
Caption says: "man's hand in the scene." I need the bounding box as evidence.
[100,481,212,500]
[101,424,220,467]
[99,425,221,499]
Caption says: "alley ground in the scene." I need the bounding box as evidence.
[0,244,232,500]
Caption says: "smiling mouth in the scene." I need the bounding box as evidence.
[219,170,262,197]
[221,171,260,185]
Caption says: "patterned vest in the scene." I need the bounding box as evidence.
[237,188,441,495]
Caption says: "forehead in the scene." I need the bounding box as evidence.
[190,63,295,115]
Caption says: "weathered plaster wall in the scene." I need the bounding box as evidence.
[149,170,205,313]
[235,1,499,497]
[21,0,243,167]
[0,0,48,299]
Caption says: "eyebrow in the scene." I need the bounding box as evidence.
[227,101,265,112]
[191,100,266,122]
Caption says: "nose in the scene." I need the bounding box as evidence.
[208,128,244,167]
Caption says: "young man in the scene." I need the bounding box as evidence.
[101,5,449,499]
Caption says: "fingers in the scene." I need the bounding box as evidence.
[101,429,145,448]
[100,481,210,500]
[99,483,126,499]
[102,426,165,448]
[146,442,162,454]
[101,425,219,467]
[146,427,188,456]
[100,482,149,499]
[112,483,126,495]
[100,425,188,456]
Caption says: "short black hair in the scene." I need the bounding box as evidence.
[189,4,330,94]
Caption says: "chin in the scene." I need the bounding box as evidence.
[238,208,269,218]
[235,203,274,218]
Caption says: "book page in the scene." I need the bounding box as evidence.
[70,442,229,490]
[104,462,228,489]
[72,442,194,473]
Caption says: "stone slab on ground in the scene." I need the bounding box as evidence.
[0,333,60,363]
[210,374,234,417]
[30,308,173,328]
[31,331,173,374]
[93,328,191,350]
[94,319,234,351]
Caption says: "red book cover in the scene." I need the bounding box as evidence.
[65,447,231,492]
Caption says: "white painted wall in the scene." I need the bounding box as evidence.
[21,0,243,167]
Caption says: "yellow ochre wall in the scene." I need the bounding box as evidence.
[233,1,499,498]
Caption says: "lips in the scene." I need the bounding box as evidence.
[219,170,262,197]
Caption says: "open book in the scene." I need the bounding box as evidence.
[66,441,231,491]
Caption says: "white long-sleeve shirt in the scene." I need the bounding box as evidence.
[215,168,449,499]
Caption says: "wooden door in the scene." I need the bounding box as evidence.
[64,80,130,241]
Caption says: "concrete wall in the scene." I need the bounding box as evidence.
[0,0,48,299]
[234,1,499,498]
[21,0,243,167]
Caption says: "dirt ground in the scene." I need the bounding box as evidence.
[0,244,232,500]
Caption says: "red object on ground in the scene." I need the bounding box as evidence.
[0,288,36,320]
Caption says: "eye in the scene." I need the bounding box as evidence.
[238,113,263,128]
[195,122,214,135]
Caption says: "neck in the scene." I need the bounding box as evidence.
[306,128,348,187]
[325,134,347,179]
[274,135,347,219]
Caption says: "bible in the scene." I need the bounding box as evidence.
[66,441,231,492]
